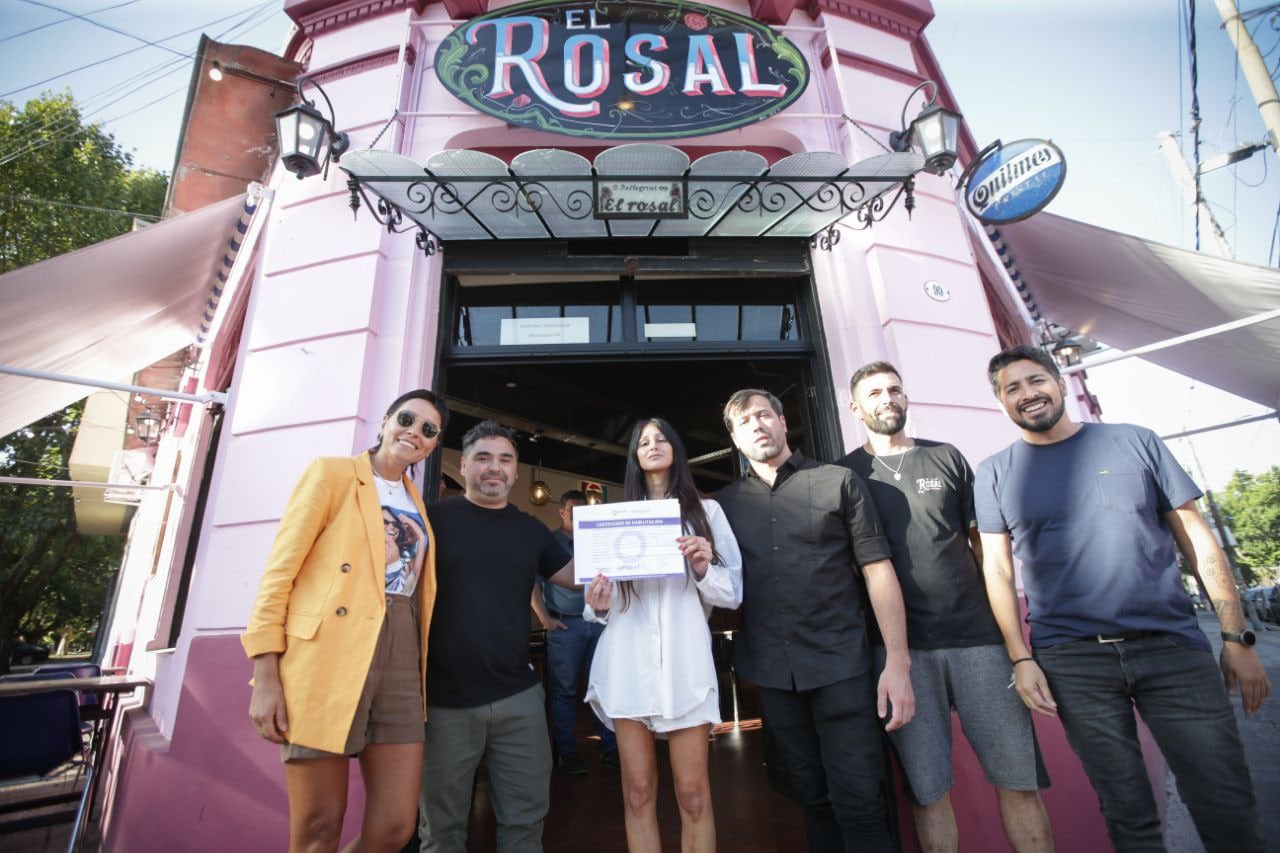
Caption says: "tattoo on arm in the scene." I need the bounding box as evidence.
[1200,552,1233,590]
[1212,598,1246,632]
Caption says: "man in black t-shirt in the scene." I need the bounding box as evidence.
[418,420,577,853]
[838,362,1051,853]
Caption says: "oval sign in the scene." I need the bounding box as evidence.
[964,139,1066,224]
[434,0,810,140]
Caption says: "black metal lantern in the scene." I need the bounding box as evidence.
[274,75,350,180]
[1052,338,1083,368]
[135,407,162,446]
[890,81,963,176]
[908,102,963,175]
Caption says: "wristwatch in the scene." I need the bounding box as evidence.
[1221,630,1257,647]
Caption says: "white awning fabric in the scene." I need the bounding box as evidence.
[0,192,258,437]
[982,212,1280,408]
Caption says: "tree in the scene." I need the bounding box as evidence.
[1217,467,1280,585]
[1,91,168,273]
[0,92,167,671]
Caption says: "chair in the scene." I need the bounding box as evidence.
[0,689,85,778]
[36,662,103,720]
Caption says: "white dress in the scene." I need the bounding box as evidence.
[584,498,743,734]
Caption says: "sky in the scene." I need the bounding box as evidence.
[0,0,1276,489]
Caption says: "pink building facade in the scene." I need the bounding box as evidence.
[95,1,1129,849]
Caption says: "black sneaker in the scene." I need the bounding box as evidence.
[557,752,587,775]
[600,750,620,770]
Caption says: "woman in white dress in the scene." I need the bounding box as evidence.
[584,417,743,853]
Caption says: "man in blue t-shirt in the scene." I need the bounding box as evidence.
[974,345,1269,852]
[531,489,619,774]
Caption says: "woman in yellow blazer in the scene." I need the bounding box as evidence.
[242,389,446,853]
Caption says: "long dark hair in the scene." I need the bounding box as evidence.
[616,418,720,610]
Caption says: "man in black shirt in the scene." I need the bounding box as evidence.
[838,362,1051,853]
[418,420,576,853]
[716,388,914,853]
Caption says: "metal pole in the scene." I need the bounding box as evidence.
[0,476,173,491]
[1216,0,1280,151]
[1156,131,1232,257]
[1061,306,1280,374]
[0,364,227,405]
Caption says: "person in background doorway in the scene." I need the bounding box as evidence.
[531,489,619,773]
[584,417,742,853]
[716,388,914,853]
[839,361,1052,853]
[243,389,446,853]
[976,345,1269,853]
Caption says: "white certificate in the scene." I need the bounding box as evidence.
[573,499,685,583]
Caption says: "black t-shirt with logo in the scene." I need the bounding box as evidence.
[838,439,1002,650]
[426,495,571,707]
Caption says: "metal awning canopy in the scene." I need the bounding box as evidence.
[341,144,924,248]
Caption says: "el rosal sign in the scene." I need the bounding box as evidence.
[964,139,1066,224]
[434,0,809,140]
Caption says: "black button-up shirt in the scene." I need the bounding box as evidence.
[717,451,891,691]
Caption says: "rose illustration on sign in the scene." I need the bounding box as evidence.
[434,0,809,140]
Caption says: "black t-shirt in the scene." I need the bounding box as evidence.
[717,451,891,691]
[426,495,571,707]
[837,439,1002,650]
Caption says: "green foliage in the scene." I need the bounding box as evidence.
[0,91,169,273]
[0,92,165,670]
[1218,467,1280,585]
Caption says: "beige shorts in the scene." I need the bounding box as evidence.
[281,595,424,762]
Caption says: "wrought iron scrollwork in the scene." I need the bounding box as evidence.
[415,228,438,257]
[809,226,841,251]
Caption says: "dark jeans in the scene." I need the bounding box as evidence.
[1036,634,1264,853]
[545,615,615,756]
[757,673,893,853]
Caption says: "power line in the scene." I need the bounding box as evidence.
[16,0,192,60]
[0,1,276,166]
[0,194,161,221]
[0,0,143,44]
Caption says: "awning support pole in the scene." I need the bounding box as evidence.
[1061,307,1280,375]
[0,476,174,491]
[1160,411,1279,442]
[0,364,228,406]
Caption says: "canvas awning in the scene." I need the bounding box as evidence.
[0,191,262,437]
[979,212,1280,408]
[341,143,924,245]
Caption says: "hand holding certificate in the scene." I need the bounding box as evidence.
[573,499,686,583]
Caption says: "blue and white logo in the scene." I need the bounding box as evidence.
[964,139,1066,224]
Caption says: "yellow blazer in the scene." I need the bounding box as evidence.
[241,453,436,753]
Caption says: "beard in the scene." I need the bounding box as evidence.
[739,435,784,463]
[1012,396,1066,433]
[864,404,906,436]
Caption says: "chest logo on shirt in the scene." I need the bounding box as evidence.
[915,477,943,495]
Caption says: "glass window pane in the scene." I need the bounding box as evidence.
[695,305,737,341]
[740,305,782,340]
[461,306,512,346]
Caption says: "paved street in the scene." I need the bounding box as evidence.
[1165,610,1280,852]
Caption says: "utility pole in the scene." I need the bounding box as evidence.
[1157,132,1233,258]
[1216,0,1280,152]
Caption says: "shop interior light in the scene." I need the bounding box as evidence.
[890,81,962,176]
[274,75,350,180]
[528,466,551,506]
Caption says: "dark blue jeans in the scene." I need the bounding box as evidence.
[1036,634,1263,853]
[545,616,615,757]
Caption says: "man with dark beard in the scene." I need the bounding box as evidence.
[975,345,1269,853]
[838,362,1052,853]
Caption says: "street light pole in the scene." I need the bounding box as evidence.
[1215,0,1280,152]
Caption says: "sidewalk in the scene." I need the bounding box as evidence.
[1164,610,1280,852]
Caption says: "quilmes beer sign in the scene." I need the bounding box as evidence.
[434,0,810,140]
[964,139,1066,224]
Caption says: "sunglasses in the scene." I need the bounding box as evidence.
[394,409,441,439]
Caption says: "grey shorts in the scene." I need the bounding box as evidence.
[281,595,424,762]
[875,644,1047,805]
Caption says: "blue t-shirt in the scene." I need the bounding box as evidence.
[539,529,586,616]
[974,422,1206,650]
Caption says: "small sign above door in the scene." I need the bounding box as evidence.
[594,178,688,219]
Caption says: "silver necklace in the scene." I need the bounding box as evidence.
[872,447,912,481]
